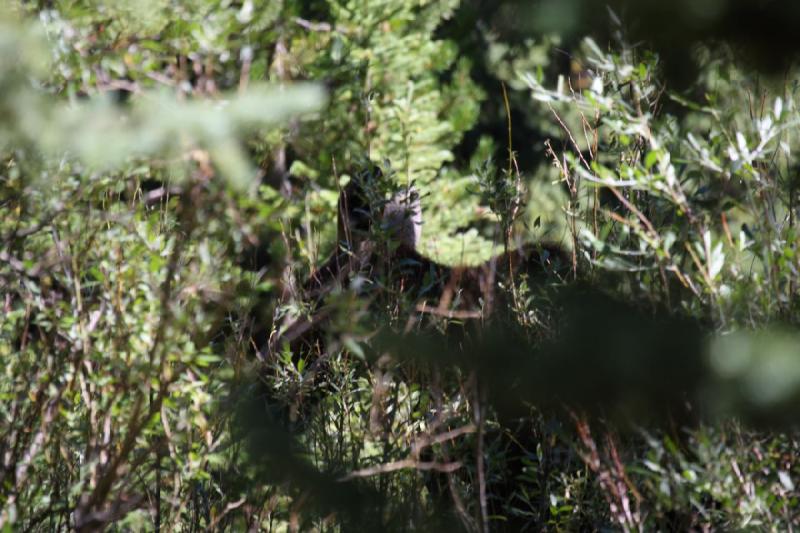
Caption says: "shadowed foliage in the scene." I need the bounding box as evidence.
[4,1,800,531]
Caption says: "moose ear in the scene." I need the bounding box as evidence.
[336,165,384,247]
[336,177,367,248]
[383,184,423,249]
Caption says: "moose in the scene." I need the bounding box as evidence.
[260,167,568,364]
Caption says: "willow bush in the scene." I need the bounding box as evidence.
[3,1,800,531]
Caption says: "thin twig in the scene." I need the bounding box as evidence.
[410,424,477,458]
[294,17,333,32]
[338,459,462,481]
[474,382,488,533]
[415,304,482,320]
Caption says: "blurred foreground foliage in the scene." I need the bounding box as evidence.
[2,1,800,531]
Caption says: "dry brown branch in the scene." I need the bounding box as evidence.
[410,424,477,458]
[338,458,463,481]
[415,303,483,320]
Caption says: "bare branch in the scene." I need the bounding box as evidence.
[338,459,462,482]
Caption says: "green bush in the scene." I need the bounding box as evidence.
[3,1,800,531]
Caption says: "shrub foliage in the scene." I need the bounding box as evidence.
[2,1,800,531]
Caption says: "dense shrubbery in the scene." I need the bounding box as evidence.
[2,1,800,531]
